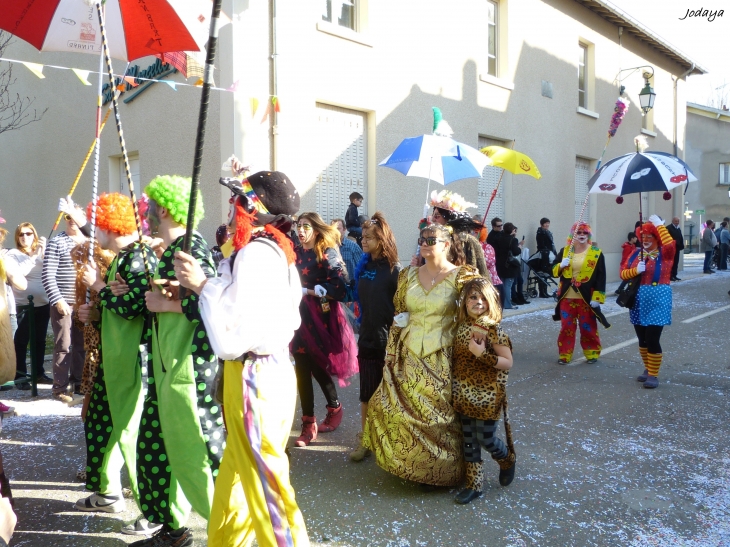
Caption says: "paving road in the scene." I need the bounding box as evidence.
[2,255,729,546]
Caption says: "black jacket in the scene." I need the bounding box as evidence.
[494,232,521,279]
[345,203,360,230]
[536,227,556,254]
[357,258,401,357]
[551,246,610,329]
[667,223,685,251]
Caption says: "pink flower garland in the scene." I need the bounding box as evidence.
[608,97,629,137]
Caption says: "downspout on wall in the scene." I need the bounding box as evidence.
[270,0,279,170]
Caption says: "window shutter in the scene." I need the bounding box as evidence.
[478,136,504,223]
[314,104,367,223]
[574,157,591,221]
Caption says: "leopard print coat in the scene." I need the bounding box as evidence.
[452,315,512,421]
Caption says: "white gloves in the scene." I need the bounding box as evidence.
[393,312,410,328]
[58,196,75,214]
[560,257,571,269]
[636,261,646,273]
[313,285,327,297]
[590,300,600,309]
[301,287,309,296]
[649,214,663,227]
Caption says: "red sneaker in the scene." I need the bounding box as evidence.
[0,402,14,415]
[318,404,343,432]
[294,416,317,447]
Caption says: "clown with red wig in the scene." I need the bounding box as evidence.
[75,193,158,517]
[174,170,309,546]
[619,215,675,389]
[552,222,610,364]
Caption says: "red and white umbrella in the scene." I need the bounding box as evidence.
[0,0,211,62]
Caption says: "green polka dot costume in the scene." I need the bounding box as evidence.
[84,243,158,500]
[136,233,225,528]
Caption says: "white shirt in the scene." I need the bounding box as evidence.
[199,238,302,360]
[6,249,49,307]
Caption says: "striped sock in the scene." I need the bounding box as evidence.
[646,353,662,377]
[639,347,649,368]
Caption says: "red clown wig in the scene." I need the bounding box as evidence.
[636,222,660,242]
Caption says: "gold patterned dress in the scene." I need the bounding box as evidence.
[363,265,479,486]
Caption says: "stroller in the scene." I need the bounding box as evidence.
[524,250,559,300]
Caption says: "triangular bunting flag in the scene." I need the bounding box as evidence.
[227,80,240,92]
[272,96,281,113]
[23,62,45,79]
[123,76,139,88]
[161,80,177,91]
[116,84,125,92]
[260,101,271,124]
[250,97,259,118]
[72,68,91,86]
[194,78,204,87]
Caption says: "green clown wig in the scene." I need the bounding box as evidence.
[144,175,204,229]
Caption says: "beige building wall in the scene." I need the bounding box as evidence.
[0,0,701,282]
[684,104,730,237]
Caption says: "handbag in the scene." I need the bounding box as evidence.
[506,254,520,268]
[616,276,640,308]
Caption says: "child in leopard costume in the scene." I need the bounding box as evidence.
[452,277,515,505]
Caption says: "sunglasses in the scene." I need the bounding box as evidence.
[575,231,589,235]
[418,237,446,246]
[19,232,34,237]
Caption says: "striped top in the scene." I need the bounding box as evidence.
[42,232,83,306]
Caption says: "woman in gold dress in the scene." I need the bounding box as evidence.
[363,223,479,487]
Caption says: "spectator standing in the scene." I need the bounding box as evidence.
[510,226,529,305]
[480,238,503,306]
[486,217,503,248]
[717,220,730,271]
[700,220,717,274]
[331,219,363,285]
[0,226,25,406]
[535,218,556,297]
[345,192,364,240]
[494,223,522,310]
[6,223,52,388]
[43,208,88,402]
[666,217,685,281]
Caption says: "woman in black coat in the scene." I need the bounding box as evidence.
[494,222,522,309]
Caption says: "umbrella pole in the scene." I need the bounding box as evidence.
[639,191,644,261]
[87,48,106,304]
[93,1,153,285]
[183,0,224,256]
[93,2,145,244]
[48,108,111,239]
[481,168,505,227]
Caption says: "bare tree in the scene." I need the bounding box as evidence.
[704,79,729,111]
[0,31,47,136]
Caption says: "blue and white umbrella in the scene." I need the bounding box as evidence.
[379,135,491,185]
[588,151,697,196]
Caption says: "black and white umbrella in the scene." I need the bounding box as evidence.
[588,151,697,197]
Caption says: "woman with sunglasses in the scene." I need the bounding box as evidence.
[552,222,609,364]
[363,223,479,489]
[291,212,358,447]
[5,223,53,388]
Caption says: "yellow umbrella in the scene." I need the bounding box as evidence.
[479,145,541,225]
[480,146,541,179]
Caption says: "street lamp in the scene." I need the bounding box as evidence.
[616,65,656,114]
[638,72,656,114]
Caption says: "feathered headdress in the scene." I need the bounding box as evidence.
[429,189,476,212]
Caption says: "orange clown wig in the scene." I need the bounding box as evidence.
[87,193,136,236]
[567,221,592,245]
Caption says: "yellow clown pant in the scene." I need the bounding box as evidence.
[208,355,309,547]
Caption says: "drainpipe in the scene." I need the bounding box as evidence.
[674,62,695,156]
[270,0,279,169]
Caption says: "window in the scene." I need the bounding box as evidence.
[322,0,355,31]
[109,153,140,195]
[578,44,587,108]
[486,1,498,77]
[721,163,730,185]
[575,157,591,221]
[478,136,505,222]
[313,104,368,223]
